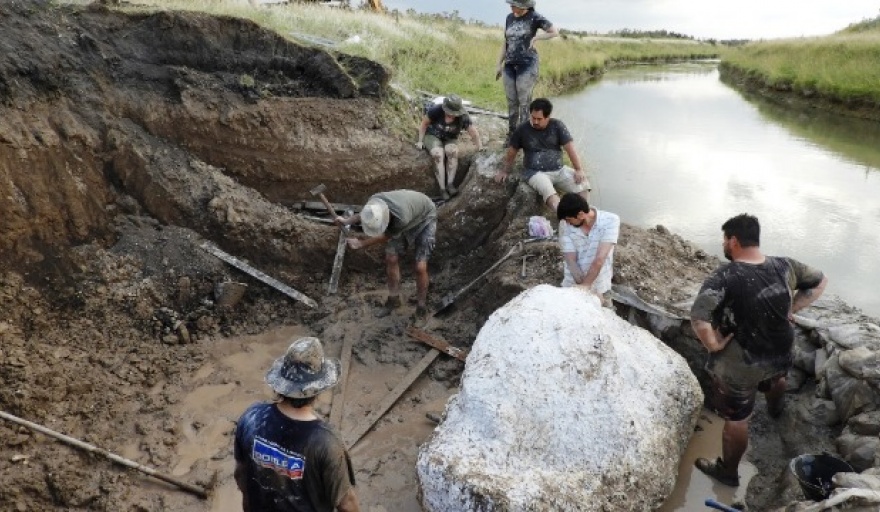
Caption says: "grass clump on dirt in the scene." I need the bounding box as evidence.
[721,16,880,104]
[98,0,720,110]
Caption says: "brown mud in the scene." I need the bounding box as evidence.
[0,2,836,511]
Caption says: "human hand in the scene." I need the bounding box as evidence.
[573,169,586,184]
[346,238,363,250]
[415,141,424,150]
[494,170,509,184]
[333,216,346,227]
[495,64,502,81]
[710,331,734,353]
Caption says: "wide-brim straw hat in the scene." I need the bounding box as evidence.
[265,337,340,399]
[360,198,390,237]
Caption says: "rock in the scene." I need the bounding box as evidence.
[840,346,880,380]
[825,324,865,349]
[793,335,817,375]
[836,432,880,472]
[798,398,839,426]
[417,285,702,511]
[787,367,809,392]
[833,472,880,491]
[825,354,877,421]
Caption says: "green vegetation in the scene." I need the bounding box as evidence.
[722,16,880,104]
[87,0,719,110]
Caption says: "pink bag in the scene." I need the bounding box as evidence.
[528,216,554,238]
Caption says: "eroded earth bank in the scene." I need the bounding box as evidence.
[3,2,880,511]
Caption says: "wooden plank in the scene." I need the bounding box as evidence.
[327,209,352,295]
[406,327,468,362]
[200,242,318,308]
[329,331,356,429]
[343,349,440,448]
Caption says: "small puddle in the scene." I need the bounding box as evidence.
[659,409,757,511]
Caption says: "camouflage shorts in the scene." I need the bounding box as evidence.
[386,219,437,262]
[706,341,790,421]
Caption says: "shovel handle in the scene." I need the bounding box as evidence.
[705,499,739,512]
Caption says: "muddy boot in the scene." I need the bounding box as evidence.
[441,190,450,201]
[375,295,402,318]
[446,184,458,197]
[767,396,785,419]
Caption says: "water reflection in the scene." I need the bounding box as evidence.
[553,62,880,317]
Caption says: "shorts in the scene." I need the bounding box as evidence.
[423,134,457,152]
[386,219,437,262]
[526,166,590,202]
[706,341,791,421]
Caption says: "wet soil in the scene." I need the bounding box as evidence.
[0,2,838,511]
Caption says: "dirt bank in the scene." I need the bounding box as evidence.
[0,2,838,511]
[719,62,880,122]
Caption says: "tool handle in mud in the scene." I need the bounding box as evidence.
[0,410,208,499]
[704,498,739,512]
[317,193,337,218]
[436,243,522,313]
[200,242,318,308]
[328,209,353,294]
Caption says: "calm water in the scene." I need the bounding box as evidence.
[551,61,880,318]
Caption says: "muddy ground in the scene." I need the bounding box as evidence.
[0,2,838,511]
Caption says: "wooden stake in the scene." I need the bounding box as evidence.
[0,410,208,499]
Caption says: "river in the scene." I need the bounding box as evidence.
[551,61,880,317]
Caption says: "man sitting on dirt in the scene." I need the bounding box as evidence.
[556,192,619,306]
[416,95,483,200]
[234,336,360,512]
[690,214,827,487]
[337,189,437,318]
[493,97,589,210]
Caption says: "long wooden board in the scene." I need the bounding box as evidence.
[329,331,356,429]
[343,349,440,448]
[200,242,318,308]
[406,327,469,362]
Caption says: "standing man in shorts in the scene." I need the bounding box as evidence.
[690,213,827,486]
[493,97,589,210]
[337,189,437,318]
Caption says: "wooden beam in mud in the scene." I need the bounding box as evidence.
[406,327,469,362]
[200,242,318,308]
[343,348,440,448]
[329,331,356,429]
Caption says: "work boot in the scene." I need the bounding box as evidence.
[441,190,451,201]
[413,304,429,320]
[447,184,458,197]
[375,295,402,318]
[767,396,785,419]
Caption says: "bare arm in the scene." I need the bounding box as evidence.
[466,125,483,150]
[494,146,519,183]
[417,116,430,148]
[336,488,360,512]
[335,213,360,227]
[529,25,559,48]
[792,275,828,315]
[496,41,506,79]
[574,242,615,288]
[562,141,587,185]
[691,319,733,353]
[346,234,390,250]
[234,461,252,512]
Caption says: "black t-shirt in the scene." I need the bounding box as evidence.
[425,104,472,141]
[508,118,573,178]
[504,10,553,65]
[234,403,355,512]
[691,256,824,360]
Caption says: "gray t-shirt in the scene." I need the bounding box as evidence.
[370,190,436,238]
[504,10,553,65]
[508,118,573,180]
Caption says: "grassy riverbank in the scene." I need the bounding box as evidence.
[721,16,880,107]
[87,0,720,110]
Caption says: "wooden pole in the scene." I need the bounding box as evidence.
[0,410,208,499]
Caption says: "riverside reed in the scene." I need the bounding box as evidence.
[97,0,719,110]
[722,18,880,104]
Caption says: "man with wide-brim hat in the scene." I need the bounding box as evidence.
[234,337,361,512]
[335,189,437,319]
[416,94,483,199]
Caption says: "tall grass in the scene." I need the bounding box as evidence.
[722,21,880,103]
[72,0,721,109]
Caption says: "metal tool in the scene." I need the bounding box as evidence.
[309,183,338,217]
[705,499,742,512]
[520,255,528,278]
[435,241,523,315]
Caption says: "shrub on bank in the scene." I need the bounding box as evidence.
[94,0,719,110]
